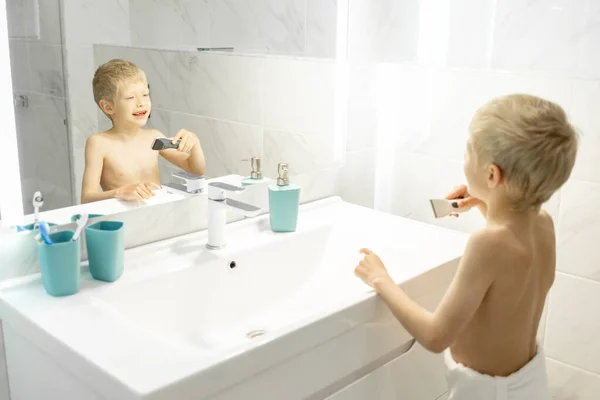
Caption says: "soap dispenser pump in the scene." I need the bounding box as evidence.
[241,157,270,186]
[268,163,300,232]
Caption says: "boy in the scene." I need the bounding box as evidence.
[81,59,206,203]
[355,94,578,399]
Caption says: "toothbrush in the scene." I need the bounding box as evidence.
[32,191,44,229]
[72,213,88,241]
[38,221,54,245]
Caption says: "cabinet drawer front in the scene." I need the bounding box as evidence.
[326,342,447,400]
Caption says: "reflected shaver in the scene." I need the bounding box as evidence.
[151,137,181,151]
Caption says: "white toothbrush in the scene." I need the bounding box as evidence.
[32,191,44,229]
[72,213,88,241]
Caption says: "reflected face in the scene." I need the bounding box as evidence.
[111,80,151,127]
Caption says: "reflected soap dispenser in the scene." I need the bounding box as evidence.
[241,157,270,186]
[268,163,300,232]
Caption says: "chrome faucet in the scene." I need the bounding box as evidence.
[206,182,261,249]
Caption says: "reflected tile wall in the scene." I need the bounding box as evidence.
[130,0,210,49]
[13,93,72,213]
[62,0,131,46]
[169,52,264,124]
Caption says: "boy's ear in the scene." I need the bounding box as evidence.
[487,163,503,188]
[99,99,115,116]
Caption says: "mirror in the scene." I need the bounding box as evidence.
[3,0,344,231]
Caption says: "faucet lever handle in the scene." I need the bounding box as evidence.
[208,181,245,200]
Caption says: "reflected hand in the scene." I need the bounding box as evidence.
[355,248,394,290]
[115,182,160,201]
[171,129,200,153]
[445,184,483,217]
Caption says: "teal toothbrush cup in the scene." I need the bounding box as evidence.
[24,222,57,231]
[85,221,124,283]
[38,231,80,297]
[71,214,103,222]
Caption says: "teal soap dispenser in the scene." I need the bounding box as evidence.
[269,163,300,232]
[241,157,270,186]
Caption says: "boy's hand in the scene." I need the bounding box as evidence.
[445,184,483,217]
[355,248,395,290]
[115,182,160,201]
[171,129,200,153]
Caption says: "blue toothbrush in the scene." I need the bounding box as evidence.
[38,221,54,245]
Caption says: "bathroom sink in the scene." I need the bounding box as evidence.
[91,226,334,352]
[0,197,470,400]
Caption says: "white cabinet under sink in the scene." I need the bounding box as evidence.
[325,341,447,400]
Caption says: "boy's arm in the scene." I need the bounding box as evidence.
[356,230,499,353]
[156,130,206,176]
[81,135,117,203]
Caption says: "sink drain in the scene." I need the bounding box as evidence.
[246,329,267,339]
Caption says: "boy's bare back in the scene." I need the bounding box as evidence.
[89,128,161,192]
[450,210,555,376]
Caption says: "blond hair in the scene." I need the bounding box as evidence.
[92,59,147,105]
[469,94,578,211]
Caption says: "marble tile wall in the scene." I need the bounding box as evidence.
[7,0,73,214]
[128,0,338,58]
[343,0,600,397]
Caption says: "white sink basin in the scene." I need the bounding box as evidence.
[0,197,470,400]
[92,226,333,352]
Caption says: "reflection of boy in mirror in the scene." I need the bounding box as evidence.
[81,59,206,204]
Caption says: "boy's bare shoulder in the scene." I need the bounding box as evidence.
[465,227,529,273]
[85,132,111,151]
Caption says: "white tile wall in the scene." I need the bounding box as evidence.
[490,0,580,75]
[341,149,376,208]
[446,0,495,69]
[263,129,336,176]
[540,273,600,375]
[263,57,336,136]
[556,180,600,281]
[347,0,419,62]
[568,80,600,184]
[547,358,600,399]
[346,64,377,152]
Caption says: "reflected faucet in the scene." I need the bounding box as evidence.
[207,182,261,250]
[163,171,206,196]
